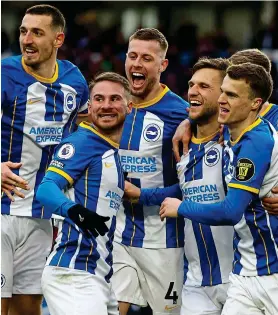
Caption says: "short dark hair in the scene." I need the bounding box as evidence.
[25,4,66,31]
[129,28,168,56]
[229,49,271,73]
[89,72,131,99]
[193,57,230,79]
[226,63,273,106]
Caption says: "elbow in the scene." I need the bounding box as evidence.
[222,213,242,226]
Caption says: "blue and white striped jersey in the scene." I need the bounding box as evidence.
[1,56,88,218]
[46,122,124,282]
[260,103,278,131]
[178,132,234,286]
[114,85,189,248]
[223,118,278,276]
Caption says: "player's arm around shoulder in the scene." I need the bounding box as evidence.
[1,58,30,200]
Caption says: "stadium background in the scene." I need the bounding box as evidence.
[1,1,278,314]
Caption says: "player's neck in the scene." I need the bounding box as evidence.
[26,58,57,79]
[196,118,220,139]
[228,112,258,142]
[92,123,123,145]
[131,83,164,104]
[259,102,270,115]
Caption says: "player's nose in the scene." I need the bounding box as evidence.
[188,85,198,97]
[101,99,114,108]
[132,57,142,67]
[22,31,33,44]
[218,93,227,104]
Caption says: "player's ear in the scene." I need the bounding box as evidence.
[126,101,133,115]
[160,59,168,73]
[251,98,263,111]
[54,32,65,48]
[88,100,92,114]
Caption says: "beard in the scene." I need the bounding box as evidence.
[92,114,126,135]
[21,46,55,70]
[191,106,219,125]
[131,78,156,100]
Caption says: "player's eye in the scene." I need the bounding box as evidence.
[34,30,42,36]
[201,84,209,89]
[227,92,237,98]
[143,57,152,62]
[111,96,120,102]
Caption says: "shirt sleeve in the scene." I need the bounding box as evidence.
[47,134,95,185]
[139,183,182,206]
[170,100,189,125]
[228,138,271,194]
[36,171,76,217]
[177,187,253,226]
[78,85,89,115]
[1,71,13,109]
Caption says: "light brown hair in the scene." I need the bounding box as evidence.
[129,28,168,56]
[226,63,273,106]
[193,57,230,79]
[229,49,271,73]
[89,72,131,99]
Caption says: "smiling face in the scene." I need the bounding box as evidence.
[19,14,63,69]
[89,80,132,134]
[187,68,223,123]
[125,39,168,100]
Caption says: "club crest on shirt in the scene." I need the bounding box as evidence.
[57,143,75,159]
[235,158,255,181]
[204,147,220,167]
[143,124,161,142]
[1,274,6,288]
[65,92,76,112]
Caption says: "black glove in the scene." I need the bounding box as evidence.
[67,204,109,238]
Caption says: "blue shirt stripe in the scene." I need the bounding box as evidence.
[192,222,222,286]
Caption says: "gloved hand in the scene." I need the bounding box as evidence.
[68,204,109,238]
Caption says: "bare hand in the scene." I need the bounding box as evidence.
[159,197,182,221]
[124,180,141,202]
[262,186,278,215]
[172,118,192,163]
[1,162,30,201]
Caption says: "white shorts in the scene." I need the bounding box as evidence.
[1,215,52,297]
[42,266,119,315]
[181,283,229,315]
[111,242,184,314]
[222,273,278,315]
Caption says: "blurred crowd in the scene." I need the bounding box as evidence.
[2,16,278,104]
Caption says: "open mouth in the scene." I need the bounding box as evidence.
[99,114,117,119]
[220,107,229,114]
[24,48,38,57]
[131,72,146,88]
[190,100,202,107]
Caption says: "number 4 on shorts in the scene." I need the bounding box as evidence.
[165,282,178,304]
